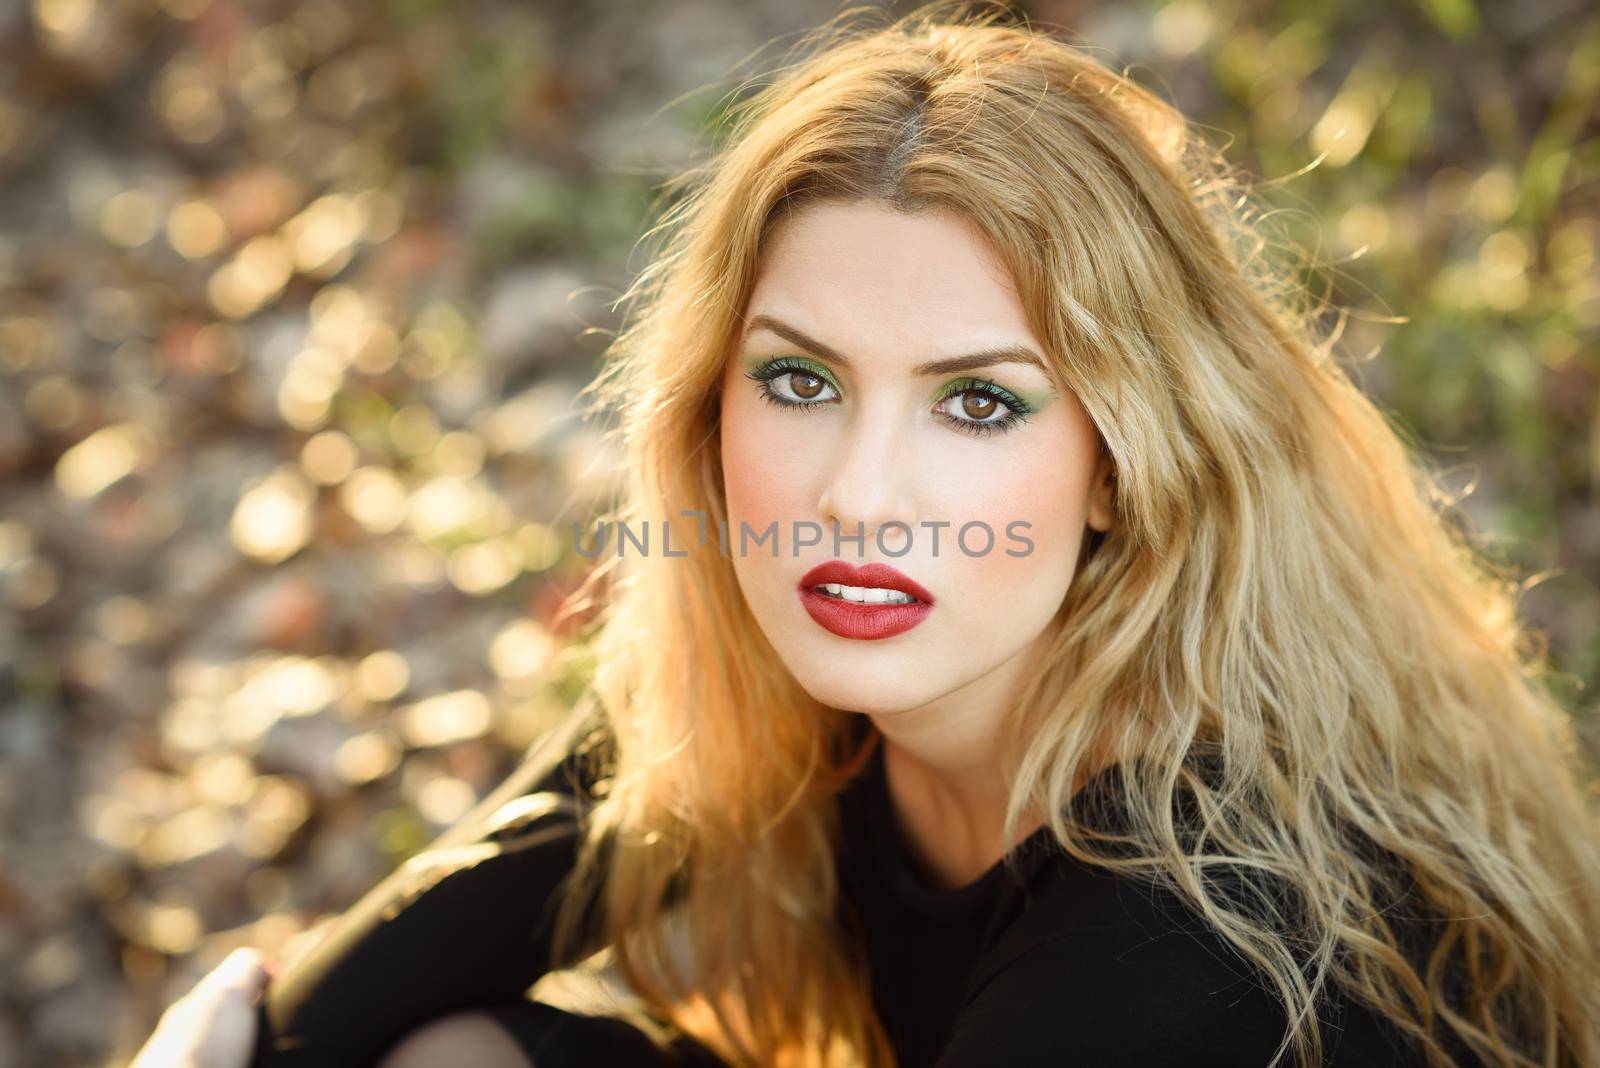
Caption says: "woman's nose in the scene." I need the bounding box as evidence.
[814,415,919,552]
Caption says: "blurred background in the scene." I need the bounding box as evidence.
[0,0,1595,1064]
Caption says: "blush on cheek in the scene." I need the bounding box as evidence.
[947,447,1087,581]
[954,498,1084,639]
[722,423,804,556]
[722,387,834,546]
[934,457,1086,553]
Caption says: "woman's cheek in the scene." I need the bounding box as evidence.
[927,442,1057,548]
[722,404,819,559]
[943,448,1087,607]
[724,437,794,542]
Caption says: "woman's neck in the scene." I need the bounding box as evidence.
[876,733,1042,891]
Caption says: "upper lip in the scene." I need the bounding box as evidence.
[798,560,935,605]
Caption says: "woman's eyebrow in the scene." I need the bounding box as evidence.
[743,314,1049,377]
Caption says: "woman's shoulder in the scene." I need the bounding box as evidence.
[954,849,1466,1068]
[948,857,1416,1066]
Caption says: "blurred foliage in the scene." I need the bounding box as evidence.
[0,0,1593,1064]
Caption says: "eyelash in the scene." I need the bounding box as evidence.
[743,357,1033,438]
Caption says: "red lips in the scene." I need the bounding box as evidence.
[795,560,935,640]
[797,560,936,604]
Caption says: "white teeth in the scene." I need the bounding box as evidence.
[818,582,916,605]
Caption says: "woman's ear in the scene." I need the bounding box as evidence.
[1086,451,1116,534]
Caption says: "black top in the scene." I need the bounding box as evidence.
[249,719,1476,1067]
[837,737,1453,1067]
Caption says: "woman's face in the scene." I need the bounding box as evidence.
[717,200,1114,737]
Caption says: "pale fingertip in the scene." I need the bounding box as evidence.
[215,947,269,988]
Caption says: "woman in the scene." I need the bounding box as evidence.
[134,3,1600,1067]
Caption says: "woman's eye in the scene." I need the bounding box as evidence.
[936,389,1012,424]
[761,369,839,406]
[932,383,1031,438]
[780,371,831,401]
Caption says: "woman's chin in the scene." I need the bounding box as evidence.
[788,670,943,717]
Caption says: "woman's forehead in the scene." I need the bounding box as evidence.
[745,204,1044,372]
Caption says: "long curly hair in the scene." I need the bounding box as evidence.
[506,4,1600,1065]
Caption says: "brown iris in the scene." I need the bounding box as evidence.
[960,392,995,420]
[790,372,825,400]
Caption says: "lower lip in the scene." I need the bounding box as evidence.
[797,587,934,640]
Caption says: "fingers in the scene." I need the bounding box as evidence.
[184,947,276,1017]
[131,948,283,1068]
[201,948,271,996]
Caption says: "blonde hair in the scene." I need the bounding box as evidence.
[512,4,1600,1066]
